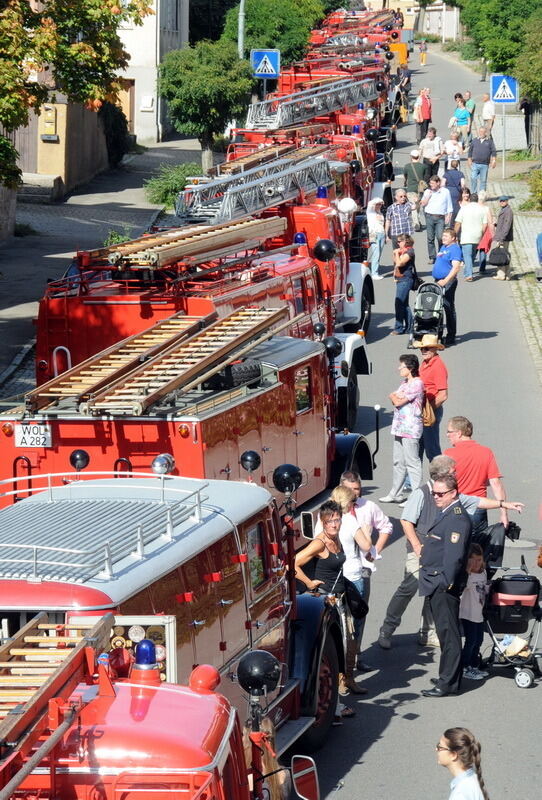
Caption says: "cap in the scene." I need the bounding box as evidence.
[499,195,510,201]
[410,149,420,158]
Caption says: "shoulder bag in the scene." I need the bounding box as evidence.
[487,245,510,267]
[343,576,369,619]
[422,395,436,427]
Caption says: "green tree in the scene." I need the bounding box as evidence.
[189,0,238,43]
[513,10,542,105]
[0,0,151,187]
[460,0,539,72]
[221,0,317,65]
[158,40,253,172]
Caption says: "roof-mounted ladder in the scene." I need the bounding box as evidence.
[77,306,291,416]
[176,155,334,223]
[25,311,217,413]
[79,217,287,270]
[245,78,378,130]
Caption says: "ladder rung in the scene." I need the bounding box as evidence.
[23,636,82,644]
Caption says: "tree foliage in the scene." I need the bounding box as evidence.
[512,10,542,104]
[221,0,325,65]
[188,0,238,43]
[460,0,539,73]
[0,0,151,186]
[158,40,253,171]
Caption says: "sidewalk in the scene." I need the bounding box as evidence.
[0,137,203,373]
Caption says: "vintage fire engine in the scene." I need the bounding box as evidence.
[0,613,320,798]
[0,471,348,755]
[3,307,375,504]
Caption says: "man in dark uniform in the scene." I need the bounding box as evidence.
[419,474,472,697]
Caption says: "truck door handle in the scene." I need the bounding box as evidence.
[190,620,206,627]
[293,430,304,436]
[262,446,272,452]
[219,599,234,606]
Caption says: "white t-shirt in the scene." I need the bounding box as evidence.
[338,514,363,581]
[455,203,488,245]
[460,572,488,623]
[482,99,495,121]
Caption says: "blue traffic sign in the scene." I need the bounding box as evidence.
[490,74,519,104]
[251,49,281,79]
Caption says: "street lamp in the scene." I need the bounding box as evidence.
[238,0,245,59]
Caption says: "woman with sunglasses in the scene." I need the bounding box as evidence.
[436,727,490,800]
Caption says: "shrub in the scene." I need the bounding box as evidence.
[144,162,203,208]
[103,226,133,247]
[460,41,479,61]
[442,41,461,52]
[521,169,542,211]
[414,32,440,43]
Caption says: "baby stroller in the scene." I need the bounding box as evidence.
[483,556,542,688]
[411,282,445,343]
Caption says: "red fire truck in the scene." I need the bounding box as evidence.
[3,308,375,505]
[0,613,320,799]
[0,470,348,755]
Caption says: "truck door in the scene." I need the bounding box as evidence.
[291,362,328,505]
[208,533,251,667]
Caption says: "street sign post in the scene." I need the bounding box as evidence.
[251,49,281,98]
[490,74,519,179]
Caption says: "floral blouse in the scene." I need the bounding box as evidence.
[390,377,424,439]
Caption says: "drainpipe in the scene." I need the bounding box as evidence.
[156,0,163,142]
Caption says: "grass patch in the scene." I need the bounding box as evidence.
[442,41,461,52]
[14,223,38,237]
[414,32,440,42]
[509,149,536,161]
[144,162,203,209]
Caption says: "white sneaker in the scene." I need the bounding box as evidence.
[378,494,407,503]
[373,274,384,280]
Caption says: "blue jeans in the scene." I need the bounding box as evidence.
[462,243,477,278]
[478,249,487,272]
[425,214,445,261]
[470,162,489,194]
[368,232,385,276]
[352,570,371,645]
[461,619,485,668]
[394,276,414,333]
[420,403,443,461]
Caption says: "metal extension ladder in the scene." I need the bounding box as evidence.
[244,78,378,130]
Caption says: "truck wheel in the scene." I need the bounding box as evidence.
[336,366,358,431]
[298,636,339,751]
[344,283,372,335]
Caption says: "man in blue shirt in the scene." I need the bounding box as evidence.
[433,228,462,345]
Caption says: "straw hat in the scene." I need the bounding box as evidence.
[412,334,445,350]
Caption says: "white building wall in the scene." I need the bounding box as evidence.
[119,0,189,144]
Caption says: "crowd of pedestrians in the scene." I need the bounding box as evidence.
[373,66,515,346]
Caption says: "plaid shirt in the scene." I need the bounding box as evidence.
[386,201,413,237]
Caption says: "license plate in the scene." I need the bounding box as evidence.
[15,424,52,448]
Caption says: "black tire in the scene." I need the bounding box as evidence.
[298,635,339,751]
[344,282,372,334]
[203,359,261,390]
[336,366,359,431]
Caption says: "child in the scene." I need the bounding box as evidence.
[460,544,489,681]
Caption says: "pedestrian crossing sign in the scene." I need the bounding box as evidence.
[490,74,519,104]
[251,49,281,79]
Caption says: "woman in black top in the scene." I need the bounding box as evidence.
[295,501,345,595]
[391,233,416,338]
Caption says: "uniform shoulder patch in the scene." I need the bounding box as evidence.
[454,506,462,515]
[450,532,460,544]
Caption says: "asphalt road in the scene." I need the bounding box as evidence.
[312,49,542,800]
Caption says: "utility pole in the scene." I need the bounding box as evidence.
[238,0,245,59]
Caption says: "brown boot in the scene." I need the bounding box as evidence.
[339,640,368,695]
[340,675,368,695]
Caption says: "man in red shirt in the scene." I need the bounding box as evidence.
[444,415,508,534]
[414,334,448,461]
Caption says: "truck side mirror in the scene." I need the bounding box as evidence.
[291,755,320,800]
[300,511,315,539]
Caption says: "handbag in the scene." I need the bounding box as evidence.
[422,396,436,427]
[487,245,510,266]
[343,576,369,619]
[418,179,428,193]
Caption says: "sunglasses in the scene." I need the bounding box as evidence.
[420,347,435,353]
[431,489,453,498]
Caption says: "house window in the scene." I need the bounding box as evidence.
[295,367,312,413]
[163,0,179,31]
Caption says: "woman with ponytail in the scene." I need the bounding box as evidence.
[436,727,490,800]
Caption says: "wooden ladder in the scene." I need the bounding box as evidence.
[0,613,113,748]
[82,306,289,416]
[25,311,216,413]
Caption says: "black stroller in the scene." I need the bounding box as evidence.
[411,282,445,343]
[483,556,542,688]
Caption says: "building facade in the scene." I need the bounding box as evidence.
[118,0,190,143]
